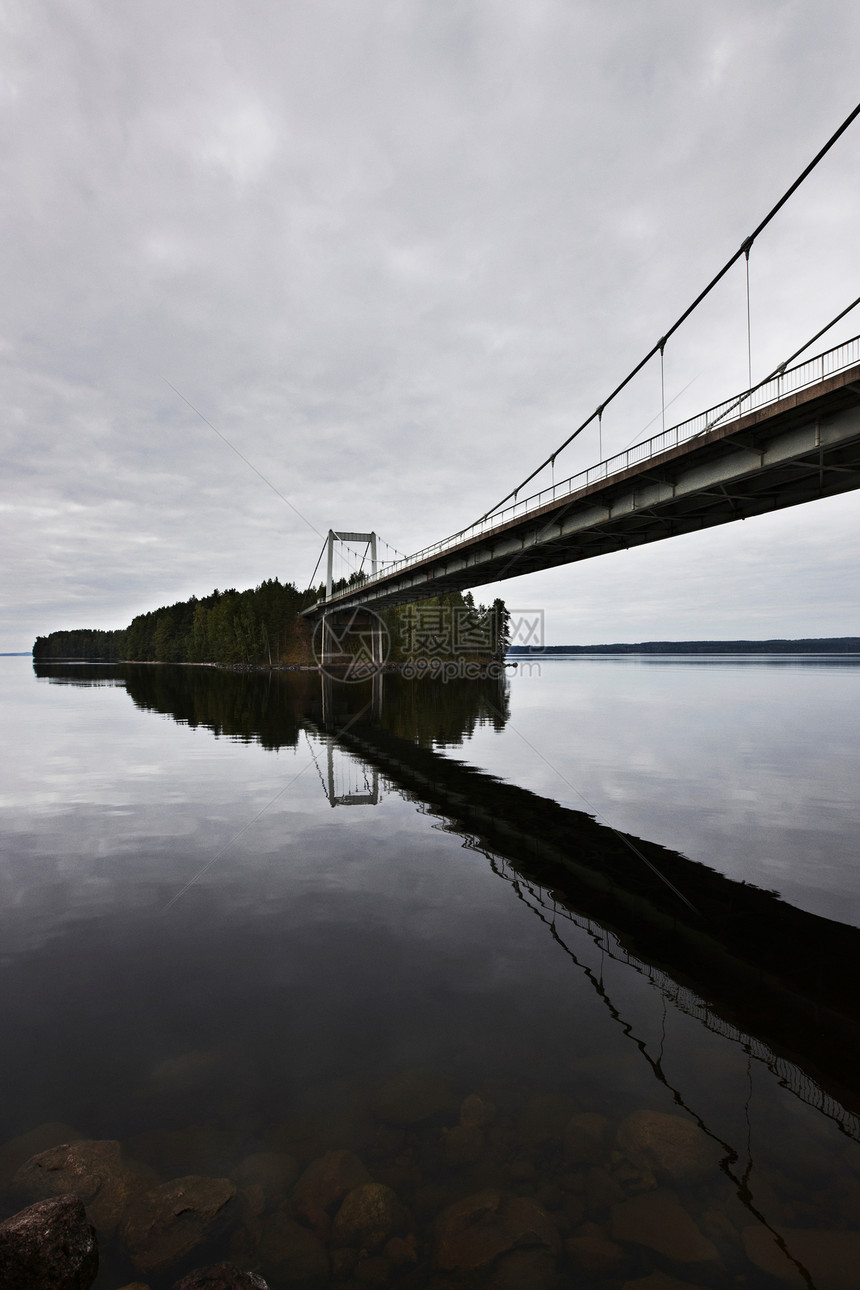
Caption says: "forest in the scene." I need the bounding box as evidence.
[32,576,510,667]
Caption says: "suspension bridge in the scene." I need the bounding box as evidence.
[302,102,860,630]
[307,337,860,619]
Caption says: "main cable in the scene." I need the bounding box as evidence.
[478,97,860,522]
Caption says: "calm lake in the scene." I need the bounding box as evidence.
[1,654,859,1289]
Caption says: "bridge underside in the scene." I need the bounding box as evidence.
[308,365,860,614]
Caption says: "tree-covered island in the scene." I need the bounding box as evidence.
[33,577,510,668]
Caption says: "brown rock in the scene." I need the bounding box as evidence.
[383,1235,418,1266]
[372,1069,454,1126]
[433,1189,560,1272]
[258,1204,330,1285]
[292,1149,371,1214]
[742,1225,860,1289]
[12,1139,154,1235]
[562,1112,611,1166]
[172,1264,269,1289]
[330,1246,359,1277]
[0,1123,85,1190]
[121,1176,236,1274]
[611,1189,718,1264]
[616,1110,718,1183]
[503,1197,561,1255]
[0,1194,98,1290]
[331,1182,407,1252]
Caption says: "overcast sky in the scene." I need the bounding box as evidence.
[3,0,859,650]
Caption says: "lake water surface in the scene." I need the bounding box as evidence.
[1,654,859,1289]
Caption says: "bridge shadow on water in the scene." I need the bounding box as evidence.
[32,661,860,1287]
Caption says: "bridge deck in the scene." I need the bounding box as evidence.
[308,350,860,615]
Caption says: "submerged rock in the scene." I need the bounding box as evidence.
[12,1139,154,1235]
[615,1110,718,1183]
[0,1194,98,1290]
[0,1122,85,1191]
[258,1204,330,1285]
[562,1112,612,1165]
[172,1263,269,1289]
[121,1175,236,1274]
[610,1189,718,1263]
[433,1188,560,1273]
[292,1149,371,1215]
[331,1182,408,1252]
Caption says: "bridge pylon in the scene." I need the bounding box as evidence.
[318,530,385,676]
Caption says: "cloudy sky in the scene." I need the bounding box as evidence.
[3,0,859,650]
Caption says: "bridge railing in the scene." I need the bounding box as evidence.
[324,333,860,601]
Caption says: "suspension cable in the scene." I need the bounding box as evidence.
[477,97,860,523]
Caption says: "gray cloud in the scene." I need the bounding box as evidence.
[2,0,859,647]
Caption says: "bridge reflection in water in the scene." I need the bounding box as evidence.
[311,673,860,1145]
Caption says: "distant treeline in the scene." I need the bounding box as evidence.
[509,638,860,655]
[33,577,510,666]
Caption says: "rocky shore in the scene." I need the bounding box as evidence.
[2,1068,859,1289]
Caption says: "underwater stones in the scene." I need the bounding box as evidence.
[292,1149,372,1215]
[11,1139,154,1235]
[372,1069,455,1126]
[741,1225,860,1289]
[0,1122,85,1191]
[330,1182,408,1252]
[0,1194,98,1290]
[433,1188,560,1273]
[172,1263,270,1289]
[121,1175,236,1274]
[562,1112,612,1166]
[610,1189,718,1264]
[258,1205,330,1285]
[615,1110,718,1183]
